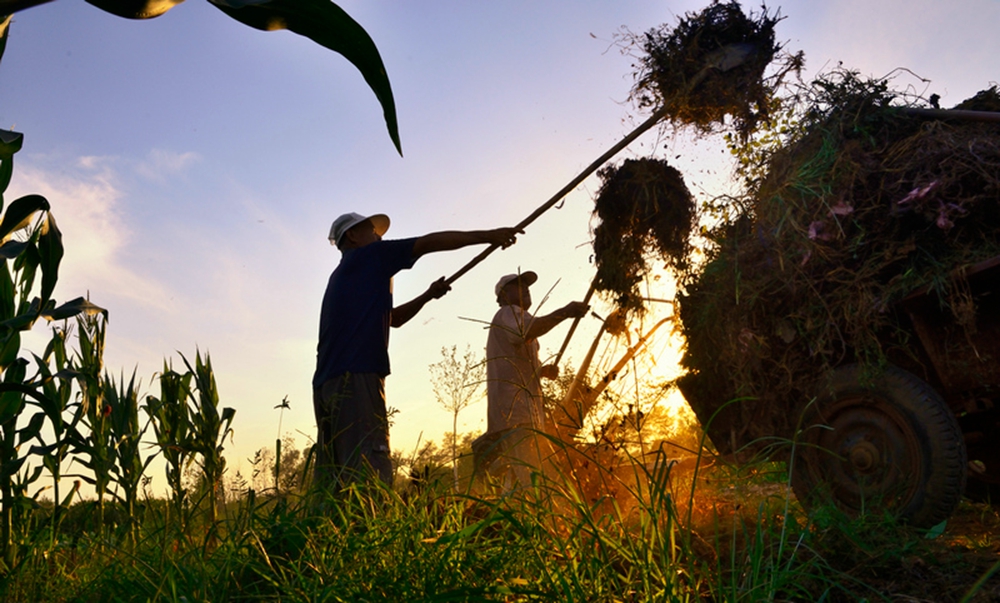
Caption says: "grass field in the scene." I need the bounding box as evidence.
[3,445,999,603]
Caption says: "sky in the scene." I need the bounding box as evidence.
[1,0,998,489]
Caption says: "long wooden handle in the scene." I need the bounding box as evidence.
[552,280,597,366]
[442,43,759,287]
[902,107,1000,122]
[443,105,670,286]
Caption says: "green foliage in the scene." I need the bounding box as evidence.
[0,445,851,602]
[182,350,235,525]
[64,314,115,532]
[102,369,155,548]
[144,360,194,528]
[0,134,247,569]
[0,136,100,568]
[29,327,79,546]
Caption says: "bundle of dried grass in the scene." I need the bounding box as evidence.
[676,72,1000,452]
[592,158,696,317]
[628,1,800,140]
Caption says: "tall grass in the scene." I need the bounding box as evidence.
[1,431,876,602]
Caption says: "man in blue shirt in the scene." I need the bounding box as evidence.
[314,211,520,488]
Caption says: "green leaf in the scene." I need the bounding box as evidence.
[0,239,28,259]
[0,262,12,320]
[0,128,22,161]
[0,386,22,423]
[0,15,10,71]
[0,157,12,197]
[208,0,401,155]
[83,0,183,19]
[925,520,947,539]
[41,297,108,322]
[37,211,63,304]
[0,298,40,332]
[0,330,20,371]
[17,411,45,444]
[0,456,27,477]
[15,237,39,303]
[54,368,83,381]
[434,514,504,544]
[0,194,48,241]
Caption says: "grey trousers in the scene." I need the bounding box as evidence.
[313,372,393,488]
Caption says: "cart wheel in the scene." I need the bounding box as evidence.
[791,364,966,527]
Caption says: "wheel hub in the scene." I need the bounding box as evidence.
[848,441,880,472]
[809,400,923,511]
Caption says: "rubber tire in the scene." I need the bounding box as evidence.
[791,364,966,527]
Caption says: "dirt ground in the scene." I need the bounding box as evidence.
[683,465,1000,602]
[864,500,1000,603]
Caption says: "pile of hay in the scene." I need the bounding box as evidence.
[592,158,696,317]
[589,1,799,319]
[676,72,1000,452]
[629,0,800,140]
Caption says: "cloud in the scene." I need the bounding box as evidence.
[135,149,201,183]
[7,155,175,313]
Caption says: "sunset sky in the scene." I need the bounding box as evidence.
[1,0,998,488]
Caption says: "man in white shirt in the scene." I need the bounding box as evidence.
[484,271,589,489]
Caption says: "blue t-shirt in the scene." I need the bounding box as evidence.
[313,237,418,387]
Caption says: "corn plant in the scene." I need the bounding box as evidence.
[29,326,83,548]
[0,358,43,567]
[103,369,155,548]
[145,362,194,532]
[65,313,114,535]
[183,351,235,527]
[0,130,94,566]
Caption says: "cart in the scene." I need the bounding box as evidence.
[685,255,1000,526]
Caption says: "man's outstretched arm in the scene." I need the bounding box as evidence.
[411,227,521,258]
[524,301,590,340]
[391,277,451,328]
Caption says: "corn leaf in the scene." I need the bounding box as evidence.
[0,194,48,241]
[83,0,183,19]
[17,410,45,444]
[41,297,108,322]
[209,0,401,155]
[0,239,28,260]
[0,15,9,74]
[37,211,63,304]
[0,331,19,371]
[0,263,13,321]
[0,128,22,162]
[0,156,13,196]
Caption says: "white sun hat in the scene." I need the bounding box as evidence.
[494,271,538,296]
[328,212,390,246]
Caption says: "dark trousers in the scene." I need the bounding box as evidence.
[313,372,393,488]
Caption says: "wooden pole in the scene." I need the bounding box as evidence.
[442,44,758,287]
[902,107,1000,123]
[552,279,596,366]
[443,105,670,286]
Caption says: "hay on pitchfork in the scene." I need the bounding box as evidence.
[592,158,696,317]
[627,0,801,141]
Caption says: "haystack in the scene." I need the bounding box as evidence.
[676,72,1000,453]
